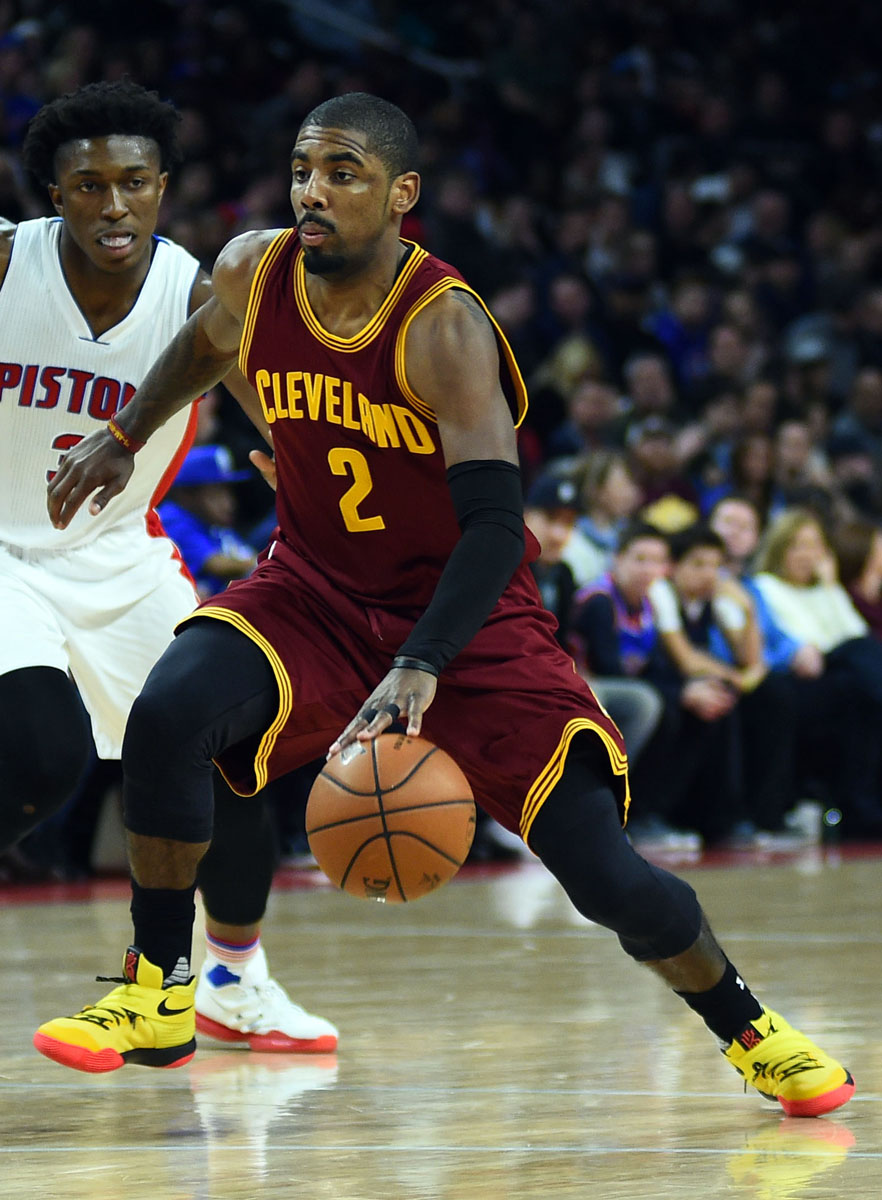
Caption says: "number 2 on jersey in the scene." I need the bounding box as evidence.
[328,447,385,533]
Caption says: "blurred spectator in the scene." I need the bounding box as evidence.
[626,416,701,532]
[563,449,641,586]
[570,522,691,849]
[159,445,258,600]
[523,473,581,647]
[771,419,834,519]
[646,523,796,843]
[754,509,882,836]
[544,377,621,461]
[832,518,882,641]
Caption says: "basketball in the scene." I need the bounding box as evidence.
[305,734,476,903]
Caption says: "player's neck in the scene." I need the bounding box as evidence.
[58,233,154,338]
[304,237,407,339]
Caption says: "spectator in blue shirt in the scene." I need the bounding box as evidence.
[159,445,258,599]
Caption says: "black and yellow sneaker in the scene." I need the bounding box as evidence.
[724,1008,854,1117]
[33,947,196,1074]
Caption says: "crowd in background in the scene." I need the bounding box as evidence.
[3,0,882,874]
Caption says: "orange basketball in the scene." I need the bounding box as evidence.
[306,734,476,903]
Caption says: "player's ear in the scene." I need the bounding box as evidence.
[48,184,63,216]
[156,172,169,206]
[390,171,420,215]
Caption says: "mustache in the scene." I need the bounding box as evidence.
[298,214,336,234]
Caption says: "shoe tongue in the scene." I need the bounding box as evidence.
[736,1021,766,1051]
[124,946,141,983]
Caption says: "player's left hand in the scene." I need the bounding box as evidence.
[327,666,437,758]
[248,447,276,491]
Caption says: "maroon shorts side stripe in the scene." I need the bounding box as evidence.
[520,717,631,845]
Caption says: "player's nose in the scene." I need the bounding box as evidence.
[102,185,128,219]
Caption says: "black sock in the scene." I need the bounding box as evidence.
[675,959,763,1043]
[130,879,196,982]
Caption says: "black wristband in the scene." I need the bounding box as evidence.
[391,655,440,677]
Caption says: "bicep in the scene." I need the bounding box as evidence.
[404,290,518,468]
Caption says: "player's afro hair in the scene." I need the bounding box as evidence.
[300,92,418,179]
[22,79,182,186]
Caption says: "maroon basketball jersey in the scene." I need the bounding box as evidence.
[240,230,533,607]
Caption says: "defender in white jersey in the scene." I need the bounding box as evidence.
[1,81,337,1056]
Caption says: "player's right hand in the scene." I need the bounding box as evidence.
[47,428,136,528]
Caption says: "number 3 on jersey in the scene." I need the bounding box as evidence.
[328,447,386,533]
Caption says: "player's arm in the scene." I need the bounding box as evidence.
[188,269,273,448]
[329,289,524,754]
[0,218,16,290]
[47,230,277,529]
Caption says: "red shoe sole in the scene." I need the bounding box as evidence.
[779,1073,856,1117]
[33,1031,196,1073]
[195,1011,337,1053]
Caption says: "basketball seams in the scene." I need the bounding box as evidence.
[305,734,476,903]
[307,797,474,836]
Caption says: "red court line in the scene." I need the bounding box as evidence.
[2,841,882,906]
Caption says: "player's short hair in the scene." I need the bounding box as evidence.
[22,79,182,186]
[299,92,418,178]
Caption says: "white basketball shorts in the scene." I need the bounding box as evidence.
[0,518,198,758]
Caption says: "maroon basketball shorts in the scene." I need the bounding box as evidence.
[179,545,629,841]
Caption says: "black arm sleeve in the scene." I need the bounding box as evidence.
[395,459,525,675]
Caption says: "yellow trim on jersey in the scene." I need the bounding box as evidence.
[394,279,529,427]
[240,229,296,379]
[294,238,429,352]
[175,606,293,796]
[519,718,631,844]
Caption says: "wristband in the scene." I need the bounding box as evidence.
[392,655,439,677]
[106,415,145,454]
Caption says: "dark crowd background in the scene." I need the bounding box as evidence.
[3,0,882,875]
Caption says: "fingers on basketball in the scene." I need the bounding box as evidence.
[305,734,476,903]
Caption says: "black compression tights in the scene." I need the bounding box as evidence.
[123,621,281,927]
[527,740,703,962]
[0,666,92,851]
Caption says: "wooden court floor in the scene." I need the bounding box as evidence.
[2,843,881,1199]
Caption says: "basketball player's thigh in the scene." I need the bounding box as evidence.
[65,564,198,759]
[0,551,69,675]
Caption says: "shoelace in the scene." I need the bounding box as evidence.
[253,978,311,1018]
[752,1050,824,1086]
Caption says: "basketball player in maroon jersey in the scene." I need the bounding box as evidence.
[35,93,853,1118]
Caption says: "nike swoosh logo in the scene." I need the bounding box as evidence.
[157,998,194,1016]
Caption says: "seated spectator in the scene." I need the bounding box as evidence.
[159,445,258,600]
[523,473,581,647]
[771,418,834,519]
[571,522,694,849]
[832,518,882,639]
[544,377,622,460]
[562,449,641,585]
[753,509,882,835]
[701,433,776,522]
[646,523,797,843]
[626,416,701,532]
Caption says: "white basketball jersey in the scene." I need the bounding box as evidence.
[0,217,201,549]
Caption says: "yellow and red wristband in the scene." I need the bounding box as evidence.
[106,415,145,454]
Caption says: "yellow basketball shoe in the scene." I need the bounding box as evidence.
[33,947,196,1074]
[724,1008,854,1117]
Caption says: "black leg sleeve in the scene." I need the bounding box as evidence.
[0,666,92,851]
[122,619,278,844]
[528,737,703,961]
[196,770,280,926]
